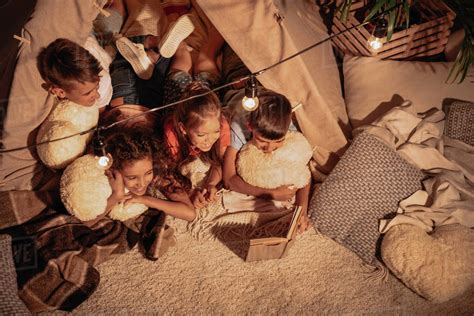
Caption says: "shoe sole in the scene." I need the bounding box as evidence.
[159,15,195,58]
[116,38,154,80]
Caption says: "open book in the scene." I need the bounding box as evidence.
[246,206,303,261]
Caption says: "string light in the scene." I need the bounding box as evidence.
[368,17,388,54]
[92,128,113,169]
[242,76,259,111]
[0,4,402,155]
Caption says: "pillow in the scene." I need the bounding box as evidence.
[308,132,424,264]
[343,56,474,129]
[36,101,99,170]
[381,224,474,303]
[0,234,30,315]
[236,131,312,189]
[443,101,474,146]
[60,154,148,222]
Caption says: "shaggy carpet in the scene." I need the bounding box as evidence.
[72,204,474,315]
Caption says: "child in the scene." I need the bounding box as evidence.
[222,89,310,231]
[87,131,196,226]
[163,18,224,105]
[37,38,102,107]
[163,82,230,209]
[36,38,105,169]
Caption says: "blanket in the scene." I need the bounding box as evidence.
[356,104,474,233]
[170,192,297,263]
[4,207,172,313]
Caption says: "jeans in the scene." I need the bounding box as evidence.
[110,36,171,108]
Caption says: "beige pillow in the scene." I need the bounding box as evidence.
[382,224,474,303]
[343,56,474,129]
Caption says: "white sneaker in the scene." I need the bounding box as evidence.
[116,37,154,80]
[159,14,195,58]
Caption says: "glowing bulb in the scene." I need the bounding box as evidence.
[368,35,384,53]
[96,154,113,169]
[242,96,259,111]
[242,75,260,111]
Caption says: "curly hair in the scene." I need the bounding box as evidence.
[106,130,190,194]
[37,38,102,90]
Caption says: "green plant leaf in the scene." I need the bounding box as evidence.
[402,1,410,29]
[386,0,397,40]
[337,0,353,23]
[364,0,388,22]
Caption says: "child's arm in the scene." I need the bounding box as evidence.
[295,182,311,233]
[203,164,222,200]
[223,147,297,200]
[128,191,196,222]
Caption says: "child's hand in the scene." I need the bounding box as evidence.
[106,169,128,202]
[297,214,310,234]
[191,189,210,209]
[270,185,298,201]
[204,185,218,203]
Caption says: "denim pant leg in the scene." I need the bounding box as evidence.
[137,55,171,108]
[110,35,171,107]
[110,54,140,105]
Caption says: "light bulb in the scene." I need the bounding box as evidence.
[242,96,259,111]
[242,75,259,111]
[96,154,113,169]
[368,35,384,53]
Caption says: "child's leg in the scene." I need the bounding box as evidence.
[94,0,126,48]
[193,22,224,88]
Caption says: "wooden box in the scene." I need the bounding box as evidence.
[245,206,303,262]
[330,0,456,59]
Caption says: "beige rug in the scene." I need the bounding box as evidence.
[72,205,474,315]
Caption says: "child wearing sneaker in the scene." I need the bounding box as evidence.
[163,17,224,105]
[109,13,195,108]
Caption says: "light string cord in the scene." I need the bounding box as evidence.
[0,3,401,154]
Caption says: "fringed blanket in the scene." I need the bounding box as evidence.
[357,104,474,233]
[5,206,172,313]
[171,191,297,261]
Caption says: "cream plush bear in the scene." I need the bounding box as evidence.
[60,154,148,222]
[180,158,211,189]
[236,131,312,189]
[36,100,99,169]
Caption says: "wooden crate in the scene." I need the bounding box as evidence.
[330,0,456,59]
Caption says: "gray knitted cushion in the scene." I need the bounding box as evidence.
[0,234,30,315]
[309,132,424,264]
[443,101,474,146]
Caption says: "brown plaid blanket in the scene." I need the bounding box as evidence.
[4,205,173,313]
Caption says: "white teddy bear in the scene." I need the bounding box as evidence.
[60,154,148,222]
[36,100,99,169]
[180,158,211,189]
[236,131,312,189]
